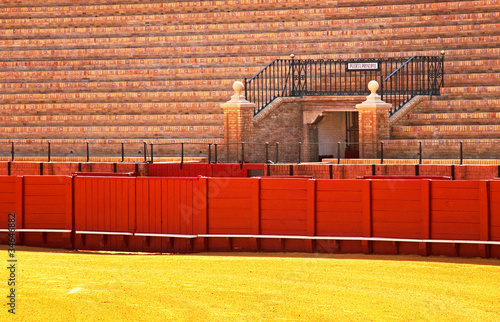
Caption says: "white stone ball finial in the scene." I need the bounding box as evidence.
[233,81,244,95]
[368,80,379,94]
[229,81,247,103]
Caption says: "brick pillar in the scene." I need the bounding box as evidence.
[302,111,323,162]
[302,124,319,162]
[355,81,392,159]
[221,81,255,162]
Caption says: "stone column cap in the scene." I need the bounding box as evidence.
[356,80,392,109]
[221,81,256,110]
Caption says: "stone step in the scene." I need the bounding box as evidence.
[0,79,237,93]
[446,59,500,73]
[0,124,225,139]
[0,0,333,19]
[383,138,500,159]
[1,34,499,62]
[416,99,500,113]
[0,57,273,71]
[0,102,222,116]
[391,124,500,139]
[1,1,497,30]
[0,91,233,104]
[0,22,497,52]
[0,137,223,158]
[1,48,498,72]
[0,67,498,88]
[403,112,500,125]
[0,67,262,82]
[444,72,500,86]
[440,86,500,98]
[0,114,224,127]
[0,11,497,40]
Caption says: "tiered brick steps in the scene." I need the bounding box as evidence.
[0,0,498,159]
[389,95,500,159]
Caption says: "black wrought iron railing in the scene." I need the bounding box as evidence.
[380,55,444,114]
[245,55,444,115]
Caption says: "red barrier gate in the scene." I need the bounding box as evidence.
[1,176,499,258]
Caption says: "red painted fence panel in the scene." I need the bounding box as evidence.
[22,176,72,248]
[135,177,163,252]
[134,177,199,253]
[259,178,309,251]
[0,177,21,245]
[370,180,424,254]
[487,181,500,258]
[1,175,500,258]
[74,177,135,251]
[430,180,482,257]
[371,180,423,239]
[315,180,365,253]
[0,177,18,224]
[148,163,265,178]
[207,178,258,251]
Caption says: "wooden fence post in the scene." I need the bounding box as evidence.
[479,180,490,258]
[306,179,316,252]
[419,180,431,256]
[361,180,372,254]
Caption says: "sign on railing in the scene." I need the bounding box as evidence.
[346,61,381,72]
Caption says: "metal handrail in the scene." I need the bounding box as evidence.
[383,57,415,82]
[245,55,444,116]
[381,55,444,114]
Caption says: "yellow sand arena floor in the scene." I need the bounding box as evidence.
[1,246,499,321]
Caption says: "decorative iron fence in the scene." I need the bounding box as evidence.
[1,139,495,165]
[380,55,444,114]
[245,54,444,115]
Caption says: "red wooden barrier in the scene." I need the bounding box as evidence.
[14,176,72,249]
[359,176,452,180]
[205,178,259,251]
[73,176,135,251]
[0,177,19,224]
[134,177,199,253]
[259,178,310,252]
[430,181,482,257]
[489,181,500,258]
[73,172,137,177]
[370,180,423,254]
[315,180,365,253]
[0,177,22,244]
[148,163,265,178]
[1,175,500,258]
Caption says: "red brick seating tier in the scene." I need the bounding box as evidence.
[0,0,498,158]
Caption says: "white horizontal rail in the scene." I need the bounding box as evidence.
[0,229,71,233]
[198,234,500,245]
[75,231,133,236]
[18,229,72,233]
[198,234,254,238]
[134,233,197,239]
[3,229,499,246]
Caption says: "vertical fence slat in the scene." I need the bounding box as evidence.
[361,180,372,254]
[306,179,316,252]
[479,181,490,257]
[420,179,431,256]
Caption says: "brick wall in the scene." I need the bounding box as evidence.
[0,0,498,159]
[253,101,304,163]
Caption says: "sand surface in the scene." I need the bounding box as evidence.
[1,246,499,321]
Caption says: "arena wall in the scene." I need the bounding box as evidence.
[1,162,499,180]
[1,0,499,160]
[1,175,499,258]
